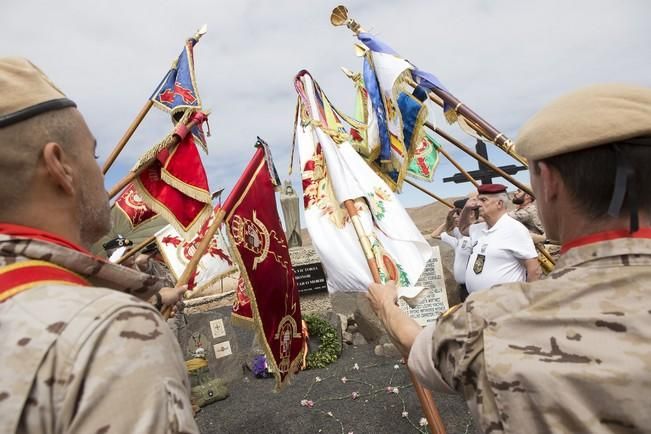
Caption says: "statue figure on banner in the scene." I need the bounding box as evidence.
[280,180,303,248]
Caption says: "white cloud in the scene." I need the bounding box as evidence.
[1,0,649,208]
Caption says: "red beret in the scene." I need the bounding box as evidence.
[477,183,507,194]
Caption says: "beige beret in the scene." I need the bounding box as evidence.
[0,57,76,128]
[515,84,651,160]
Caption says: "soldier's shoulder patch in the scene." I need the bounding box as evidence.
[440,303,463,320]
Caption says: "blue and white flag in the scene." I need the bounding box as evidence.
[294,70,432,294]
[356,33,445,191]
[150,38,208,151]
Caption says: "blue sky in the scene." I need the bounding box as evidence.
[2,0,650,210]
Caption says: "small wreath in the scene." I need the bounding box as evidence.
[304,314,342,369]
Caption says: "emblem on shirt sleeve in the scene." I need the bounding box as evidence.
[473,254,485,274]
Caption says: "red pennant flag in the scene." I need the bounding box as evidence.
[114,183,158,228]
[134,133,211,240]
[224,143,303,389]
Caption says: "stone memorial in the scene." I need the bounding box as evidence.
[349,246,450,343]
[280,180,302,248]
[398,246,450,326]
[182,306,253,384]
[289,246,328,294]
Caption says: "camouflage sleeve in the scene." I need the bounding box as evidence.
[60,302,197,433]
[429,301,486,394]
[508,208,528,225]
[408,323,455,393]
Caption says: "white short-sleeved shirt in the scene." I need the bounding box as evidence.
[464,214,537,294]
[440,232,458,249]
[440,228,471,284]
[453,236,473,284]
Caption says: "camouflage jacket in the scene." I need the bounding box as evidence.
[0,235,199,433]
[414,237,651,433]
[509,203,544,235]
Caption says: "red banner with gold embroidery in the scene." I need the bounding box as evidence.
[231,276,253,324]
[134,133,211,240]
[224,142,303,390]
[114,183,158,228]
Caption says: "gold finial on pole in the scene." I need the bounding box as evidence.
[330,5,363,34]
[192,24,208,42]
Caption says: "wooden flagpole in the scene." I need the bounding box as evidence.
[160,208,226,319]
[160,144,266,318]
[101,25,208,175]
[404,179,453,209]
[427,86,527,167]
[117,234,156,264]
[404,76,528,167]
[436,147,480,188]
[424,121,534,197]
[405,172,555,272]
[341,199,447,434]
[102,101,153,174]
[107,114,205,200]
[116,189,223,265]
[331,5,526,168]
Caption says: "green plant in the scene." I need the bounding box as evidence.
[304,314,342,369]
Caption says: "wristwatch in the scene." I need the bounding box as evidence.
[154,292,163,310]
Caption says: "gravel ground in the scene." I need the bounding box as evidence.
[195,343,478,434]
[191,290,478,434]
[298,290,332,315]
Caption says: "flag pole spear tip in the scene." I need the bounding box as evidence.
[340,66,354,78]
[330,5,363,34]
[192,24,208,42]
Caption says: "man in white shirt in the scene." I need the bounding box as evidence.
[459,184,540,293]
[431,198,476,300]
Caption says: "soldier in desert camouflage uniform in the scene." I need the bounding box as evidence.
[508,188,561,264]
[509,188,544,239]
[0,58,198,433]
[367,84,651,433]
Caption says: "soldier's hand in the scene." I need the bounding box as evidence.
[159,285,188,306]
[367,280,398,315]
[465,197,479,210]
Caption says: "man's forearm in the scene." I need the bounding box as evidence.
[377,302,423,358]
[525,259,542,282]
[458,208,473,236]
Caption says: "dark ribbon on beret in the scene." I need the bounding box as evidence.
[607,144,638,233]
[0,98,77,128]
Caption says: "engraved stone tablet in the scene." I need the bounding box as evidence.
[398,246,449,326]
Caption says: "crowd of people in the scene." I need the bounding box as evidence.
[432,183,546,301]
[1,55,650,434]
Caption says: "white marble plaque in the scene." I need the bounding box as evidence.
[209,318,226,339]
[213,341,232,359]
[399,246,449,326]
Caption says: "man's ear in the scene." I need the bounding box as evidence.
[42,142,75,196]
[537,161,560,203]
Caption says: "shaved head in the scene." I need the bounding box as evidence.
[0,108,75,209]
[0,107,110,246]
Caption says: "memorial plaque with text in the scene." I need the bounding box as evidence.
[398,246,450,326]
[289,246,328,294]
[294,262,328,294]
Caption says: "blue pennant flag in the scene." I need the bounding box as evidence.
[358,32,451,113]
[150,39,207,151]
[362,56,392,166]
[150,40,201,113]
